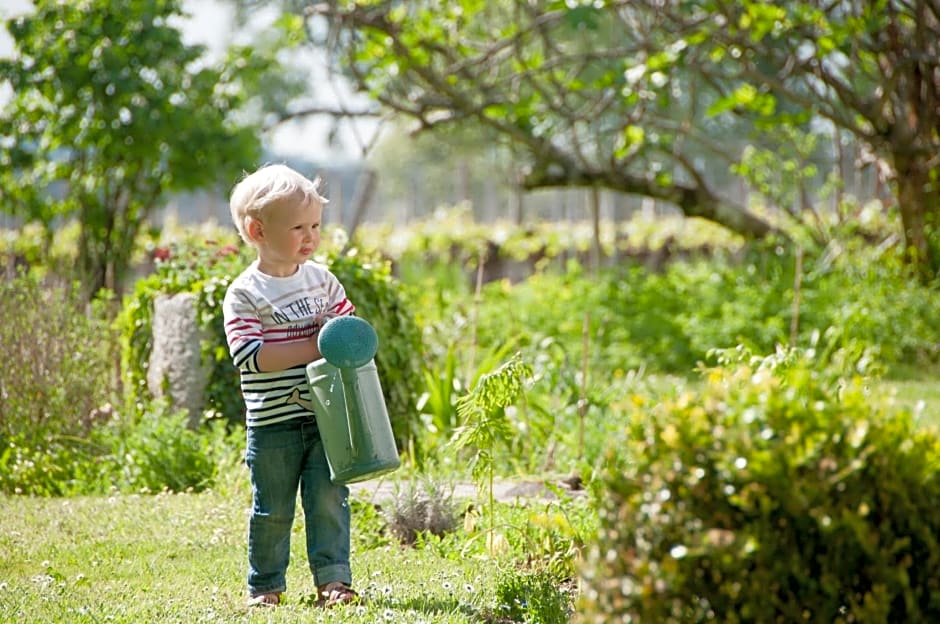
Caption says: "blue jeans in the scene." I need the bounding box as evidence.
[245,415,351,596]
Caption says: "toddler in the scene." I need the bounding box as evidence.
[222,163,359,608]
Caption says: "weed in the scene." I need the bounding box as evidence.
[450,354,533,552]
[494,565,571,624]
[385,477,459,545]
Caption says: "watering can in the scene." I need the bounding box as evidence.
[305,316,400,484]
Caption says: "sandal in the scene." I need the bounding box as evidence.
[247,592,281,607]
[316,582,360,608]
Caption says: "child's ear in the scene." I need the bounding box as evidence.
[246,216,264,242]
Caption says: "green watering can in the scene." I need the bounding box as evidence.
[305,316,400,484]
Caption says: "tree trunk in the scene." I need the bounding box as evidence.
[894,155,935,278]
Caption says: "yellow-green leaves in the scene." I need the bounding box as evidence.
[707,83,776,117]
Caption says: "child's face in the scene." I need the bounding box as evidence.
[254,198,323,273]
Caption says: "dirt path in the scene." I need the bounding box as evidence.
[348,476,585,504]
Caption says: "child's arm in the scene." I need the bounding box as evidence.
[256,334,322,372]
[225,293,329,374]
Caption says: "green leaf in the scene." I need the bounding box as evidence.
[0,0,267,297]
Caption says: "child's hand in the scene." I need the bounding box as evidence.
[315,312,339,331]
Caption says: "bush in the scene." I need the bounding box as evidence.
[579,347,940,623]
[1,398,241,496]
[327,250,424,447]
[385,477,459,545]
[95,401,242,494]
[115,239,423,446]
[0,273,118,448]
[0,432,110,496]
[0,272,244,496]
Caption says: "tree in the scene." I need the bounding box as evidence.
[0,0,276,296]
[651,0,940,270]
[284,1,936,273]
[303,0,789,238]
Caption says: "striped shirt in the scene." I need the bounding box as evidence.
[222,259,355,428]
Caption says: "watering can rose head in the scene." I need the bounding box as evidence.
[317,315,379,369]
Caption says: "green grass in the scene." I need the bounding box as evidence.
[0,464,591,624]
[0,476,545,623]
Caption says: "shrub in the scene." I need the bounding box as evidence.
[115,239,423,446]
[0,272,118,449]
[503,499,594,582]
[385,477,459,545]
[579,347,940,623]
[0,432,111,496]
[327,250,423,447]
[115,242,249,431]
[1,399,241,496]
[95,401,242,494]
[0,271,245,496]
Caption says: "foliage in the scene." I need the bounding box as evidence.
[348,498,396,551]
[0,270,242,496]
[501,497,595,583]
[494,565,572,624]
[731,125,821,217]
[0,433,105,497]
[95,402,241,495]
[0,0,274,296]
[393,222,940,475]
[0,400,242,497]
[416,339,464,443]
[115,238,424,447]
[466,240,940,380]
[0,222,82,280]
[326,249,424,447]
[416,330,521,464]
[115,241,250,430]
[679,0,940,273]
[290,0,940,275]
[0,272,118,449]
[450,354,534,550]
[451,354,534,482]
[309,0,782,240]
[580,346,940,623]
[358,207,741,273]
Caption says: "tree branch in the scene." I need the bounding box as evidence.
[263,105,379,129]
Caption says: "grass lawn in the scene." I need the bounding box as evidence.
[3,377,936,624]
[0,477,560,624]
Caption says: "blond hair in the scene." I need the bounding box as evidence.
[229,163,328,244]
